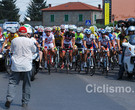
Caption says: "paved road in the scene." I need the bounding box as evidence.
[0,69,135,110]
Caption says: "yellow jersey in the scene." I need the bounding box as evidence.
[6,33,19,46]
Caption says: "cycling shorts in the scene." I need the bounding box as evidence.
[44,43,54,50]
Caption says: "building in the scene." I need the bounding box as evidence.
[103,0,135,25]
[41,2,102,26]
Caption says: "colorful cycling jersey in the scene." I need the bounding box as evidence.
[6,33,18,45]
[63,32,75,44]
[75,33,84,44]
[94,32,99,40]
[115,32,121,39]
[108,33,114,41]
[43,33,54,44]
[98,35,110,46]
[54,34,62,44]
[83,34,95,45]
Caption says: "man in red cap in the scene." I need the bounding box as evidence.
[5,26,36,108]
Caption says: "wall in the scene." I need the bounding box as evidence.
[42,10,102,26]
[112,0,135,21]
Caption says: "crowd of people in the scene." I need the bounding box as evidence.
[0,17,135,108]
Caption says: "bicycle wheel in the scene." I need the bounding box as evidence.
[47,55,51,75]
[106,56,109,76]
[78,56,81,73]
[5,55,12,75]
[90,57,95,76]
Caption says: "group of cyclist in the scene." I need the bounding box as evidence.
[0,17,135,79]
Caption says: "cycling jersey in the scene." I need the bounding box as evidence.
[115,32,121,39]
[63,32,75,45]
[6,33,18,46]
[98,35,110,46]
[43,33,54,49]
[83,34,95,45]
[54,34,62,45]
[75,33,84,44]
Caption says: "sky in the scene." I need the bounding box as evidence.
[16,0,102,21]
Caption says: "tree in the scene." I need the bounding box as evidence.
[0,0,20,21]
[25,0,48,21]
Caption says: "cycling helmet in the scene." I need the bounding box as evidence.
[76,27,82,33]
[60,25,65,30]
[105,26,112,33]
[35,26,38,30]
[85,29,92,34]
[79,27,84,31]
[10,27,16,33]
[53,26,57,30]
[90,26,95,33]
[101,29,106,34]
[38,28,43,32]
[127,18,135,26]
[68,25,74,30]
[128,26,135,32]
[55,26,61,31]
[45,27,51,32]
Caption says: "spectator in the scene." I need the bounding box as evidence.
[5,26,36,108]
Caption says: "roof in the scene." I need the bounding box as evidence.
[41,2,102,11]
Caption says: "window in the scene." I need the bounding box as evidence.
[65,15,68,22]
[95,15,97,21]
[79,14,83,21]
[51,15,54,22]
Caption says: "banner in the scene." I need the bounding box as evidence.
[104,3,110,25]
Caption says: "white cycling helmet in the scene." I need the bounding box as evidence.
[76,27,82,33]
[105,26,112,33]
[60,25,65,30]
[68,25,74,30]
[45,27,52,32]
[128,26,135,32]
[10,27,16,33]
[35,26,38,30]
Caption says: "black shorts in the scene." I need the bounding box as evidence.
[86,44,93,49]
[56,43,61,47]
[75,43,82,48]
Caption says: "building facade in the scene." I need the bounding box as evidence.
[41,2,102,26]
[103,0,135,24]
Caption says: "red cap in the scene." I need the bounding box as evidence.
[19,26,27,34]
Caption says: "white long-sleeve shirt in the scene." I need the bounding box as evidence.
[11,36,36,72]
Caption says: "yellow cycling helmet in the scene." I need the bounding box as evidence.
[55,26,61,31]
[89,26,95,34]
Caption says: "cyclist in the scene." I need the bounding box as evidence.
[54,26,63,64]
[98,30,112,70]
[42,27,56,69]
[1,27,18,52]
[52,26,57,34]
[74,27,84,69]
[83,29,98,68]
[61,25,75,69]
[60,25,66,36]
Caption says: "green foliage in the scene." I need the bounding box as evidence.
[0,0,20,21]
[25,0,48,21]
